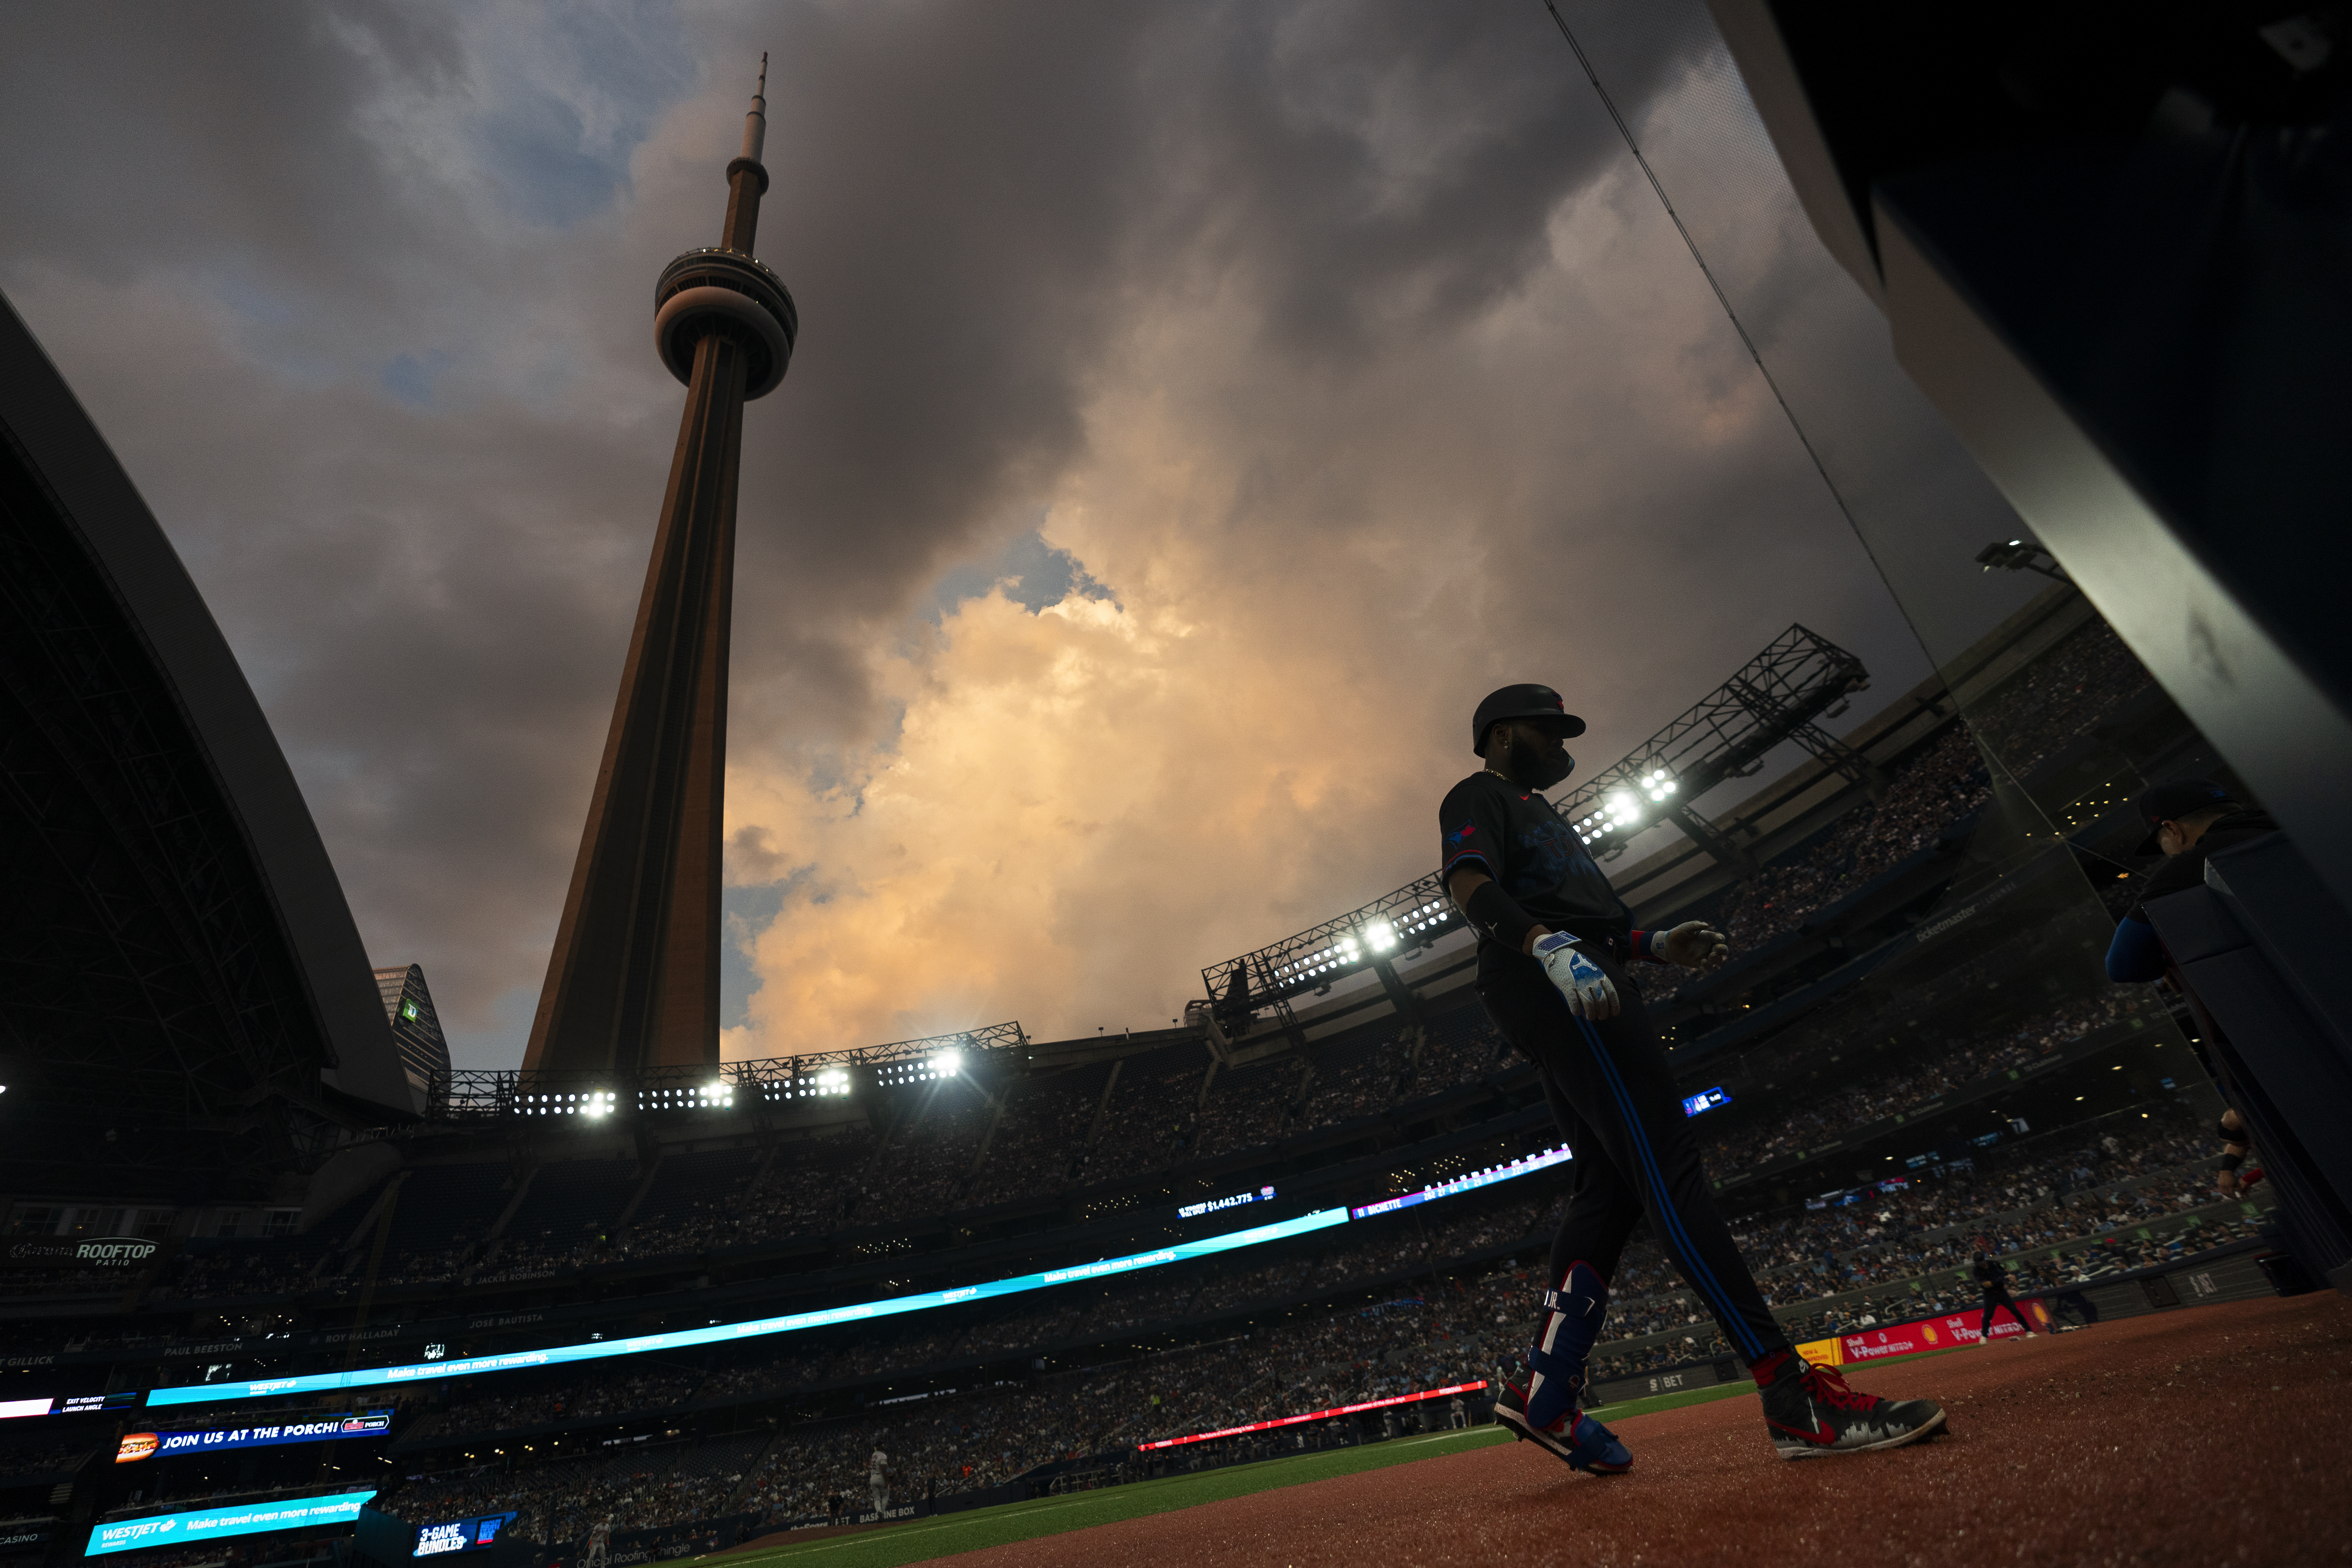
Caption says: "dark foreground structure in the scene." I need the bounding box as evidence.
[1710,0,2352,912]
[0,293,414,1199]
[1711,0,2352,1296]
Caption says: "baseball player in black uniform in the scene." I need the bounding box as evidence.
[1970,1247,2038,1343]
[1443,685,1946,1466]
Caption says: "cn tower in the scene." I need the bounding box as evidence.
[524,60,796,1074]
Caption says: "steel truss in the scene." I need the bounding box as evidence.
[1200,876,1459,1036]
[1552,623,1873,865]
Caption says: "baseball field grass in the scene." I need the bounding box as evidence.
[693,1426,1510,1568]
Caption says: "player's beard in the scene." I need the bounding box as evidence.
[1510,734,1574,789]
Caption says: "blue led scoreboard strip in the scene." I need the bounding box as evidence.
[146,1207,1352,1409]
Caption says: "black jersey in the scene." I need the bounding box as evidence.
[1439,771,1632,963]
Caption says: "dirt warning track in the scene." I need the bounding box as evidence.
[947,1292,2352,1567]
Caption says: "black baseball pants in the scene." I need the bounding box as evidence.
[1477,947,1792,1365]
[1980,1286,2031,1338]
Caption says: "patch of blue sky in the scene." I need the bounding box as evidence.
[462,0,697,231]
[929,528,1118,623]
[186,265,351,389]
[722,865,822,1032]
[381,348,455,408]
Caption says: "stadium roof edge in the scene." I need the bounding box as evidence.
[0,289,414,1121]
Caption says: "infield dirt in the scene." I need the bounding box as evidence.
[916,1290,2352,1566]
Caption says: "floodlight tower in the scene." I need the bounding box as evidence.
[524,58,797,1075]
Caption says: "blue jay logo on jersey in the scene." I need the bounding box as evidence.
[1443,822,1478,864]
[1509,818,1588,897]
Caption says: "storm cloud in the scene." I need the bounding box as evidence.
[0,1,2037,1065]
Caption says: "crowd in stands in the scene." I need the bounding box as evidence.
[381,1432,768,1548]
[1696,985,2162,1177]
[375,1102,2224,1461]
[383,1301,1502,1533]
[402,1367,704,1445]
[962,1079,1100,1209]
[154,753,2167,1308]
[143,1011,1531,1303]
[0,1435,94,1477]
[1967,618,2157,781]
[1636,727,1992,1007]
[96,1535,342,1568]
[1581,1114,2230,1369]
[1639,617,2158,1011]
[145,940,2176,1333]
[368,1101,2249,1540]
[147,938,2182,1356]
[0,1267,122,1299]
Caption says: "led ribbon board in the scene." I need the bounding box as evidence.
[85,1491,377,1557]
[1347,1143,1572,1220]
[1681,1087,1730,1117]
[1138,1381,1488,1450]
[146,1208,1352,1410]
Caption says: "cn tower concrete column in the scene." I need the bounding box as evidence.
[524,68,794,1076]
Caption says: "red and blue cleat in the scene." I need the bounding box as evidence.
[1492,1260,1630,1473]
[1492,1379,1633,1473]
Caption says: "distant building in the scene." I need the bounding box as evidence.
[374,965,452,1107]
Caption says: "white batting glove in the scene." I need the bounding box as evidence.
[1534,933,1619,1020]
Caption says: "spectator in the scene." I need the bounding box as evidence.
[2105,780,2276,984]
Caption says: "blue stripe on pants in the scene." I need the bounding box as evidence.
[1572,1012,1765,1359]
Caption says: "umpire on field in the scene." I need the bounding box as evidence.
[1443,684,1943,1466]
[1971,1245,2039,1343]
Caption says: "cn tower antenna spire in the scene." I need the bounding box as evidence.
[742,52,768,163]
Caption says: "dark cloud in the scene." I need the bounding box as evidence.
[0,0,2034,1064]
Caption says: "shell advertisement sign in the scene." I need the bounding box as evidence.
[1838,1299,2053,1362]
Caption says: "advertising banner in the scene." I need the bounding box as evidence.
[5,1237,160,1270]
[117,1412,392,1462]
[1838,1298,2053,1363]
[413,1512,517,1556]
[85,1490,377,1556]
